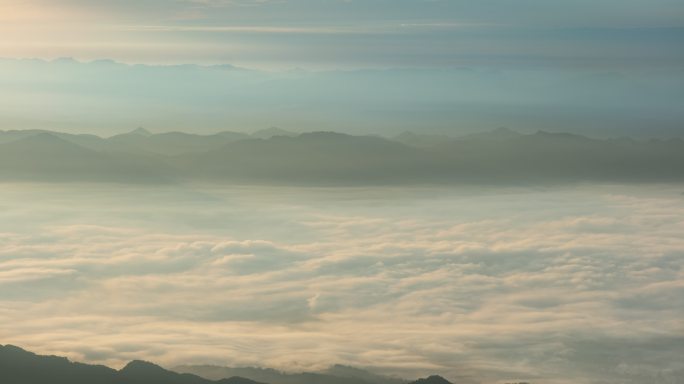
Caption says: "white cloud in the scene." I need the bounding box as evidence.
[0,183,682,383]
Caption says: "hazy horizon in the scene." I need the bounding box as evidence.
[2,0,684,139]
[2,57,683,138]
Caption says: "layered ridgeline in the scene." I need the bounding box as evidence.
[2,59,682,138]
[174,364,408,384]
[0,127,682,184]
[0,345,451,384]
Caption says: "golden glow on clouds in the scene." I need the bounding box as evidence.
[0,183,683,383]
[0,1,107,58]
[0,1,681,71]
[0,1,94,22]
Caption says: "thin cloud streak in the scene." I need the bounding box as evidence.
[121,22,492,35]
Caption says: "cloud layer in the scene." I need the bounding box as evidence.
[0,183,682,383]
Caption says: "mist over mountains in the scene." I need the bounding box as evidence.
[0,127,682,185]
[174,364,407,384]
[0,345,449,384]
[1,58,682,138]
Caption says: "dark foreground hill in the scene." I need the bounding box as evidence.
[0,345,453,384]
[409,376,453,384]
[0,128,682,185]
[0,344,261,384]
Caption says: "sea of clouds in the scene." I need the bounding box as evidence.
[0,183,682,384]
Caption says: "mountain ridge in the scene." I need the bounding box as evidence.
[0,344,450,384]
[0,344,263,384]
[0,128,682,185]
[175,363,409,384]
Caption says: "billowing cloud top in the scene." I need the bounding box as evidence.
[0,183,683,383]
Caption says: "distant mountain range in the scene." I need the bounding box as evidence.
[0,344,452,384]
[2,58,682,138]
[174,363,408,384]
[0,127,682,185]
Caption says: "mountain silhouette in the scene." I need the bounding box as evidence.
[0,132,174,183]
[0,345,454,384]
[176,363,408,384]
[129,127,153,137]
[432,129,684,184]
[104,130,250,156]
[1,128,683,185]
[0,344,263,384]
[251,127,299,139]
[180,131,430,184]
[408,376,452,384]
[324,364,407,384]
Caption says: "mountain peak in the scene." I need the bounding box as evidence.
[217,377,266,384]
[251,127,298,139]
[409,375,452,384]
[120,359,167,374]
[300,131,351,140]
[89,59,123,67]
[0,344,71,366]
[52,57,78,64]
[129,127,153,137]
[0,344,31,355]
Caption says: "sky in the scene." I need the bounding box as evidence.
[0,0,683,69]
[0,0,683,137]
[2,58,682,137]
[0,183,683,384]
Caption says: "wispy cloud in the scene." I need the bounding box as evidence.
[121,21,489,35]
[124,25,366,34]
